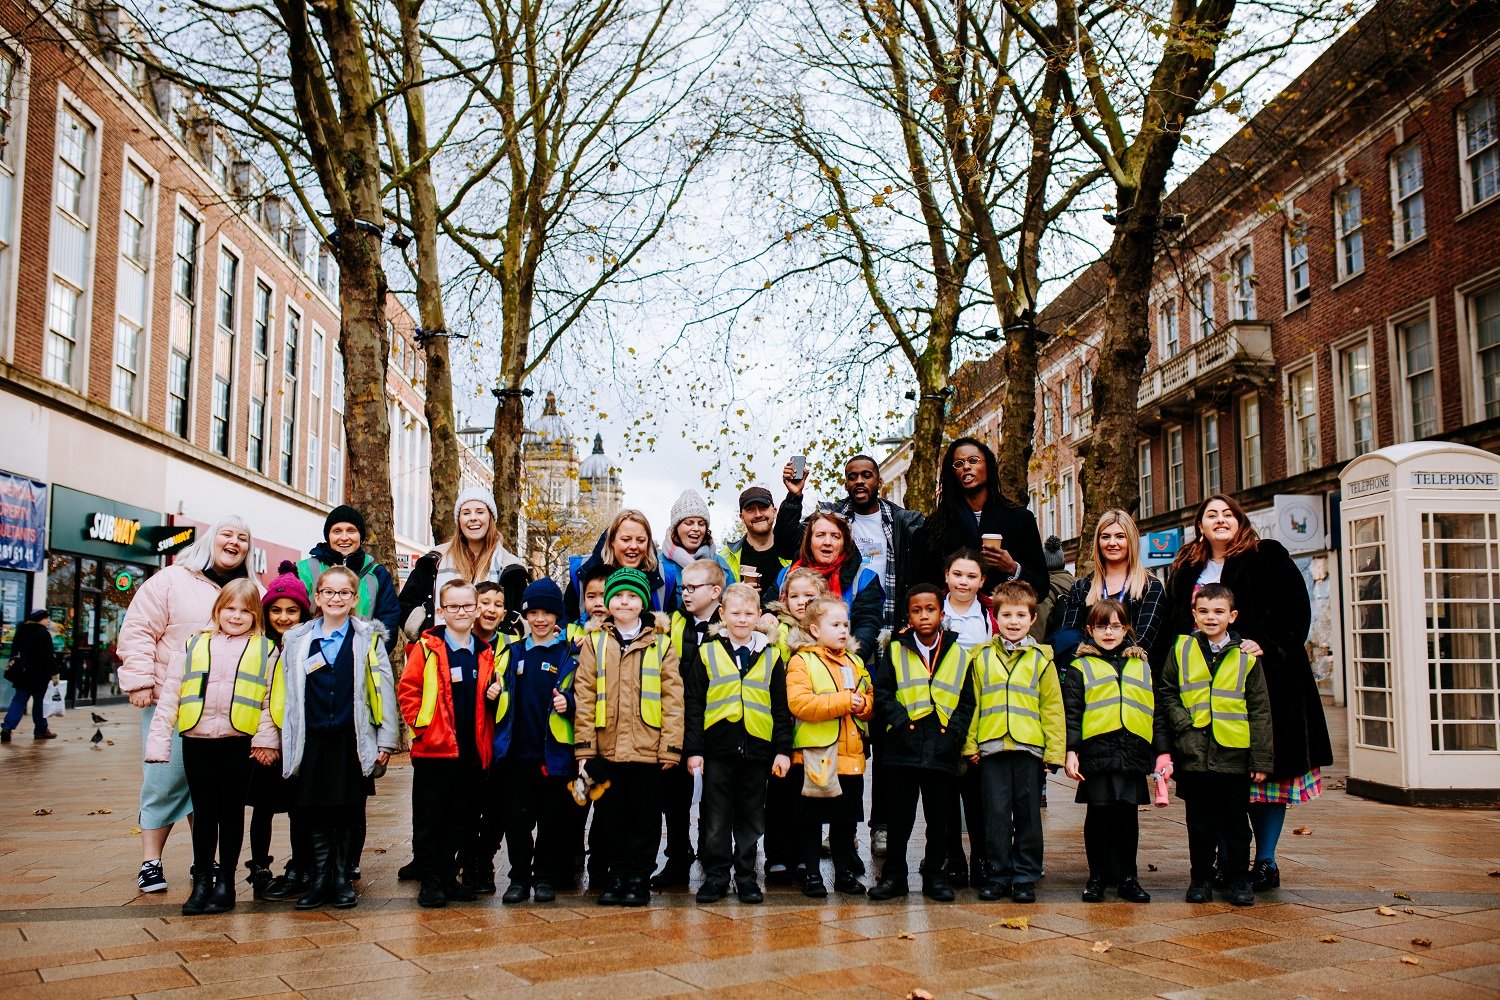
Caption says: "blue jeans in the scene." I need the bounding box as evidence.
[3,687,48,735]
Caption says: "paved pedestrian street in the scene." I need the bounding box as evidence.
[1,706,1496,1000]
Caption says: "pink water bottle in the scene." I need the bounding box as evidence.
[1152,771,1171,807]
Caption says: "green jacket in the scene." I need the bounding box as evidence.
[1159,633,1274,776]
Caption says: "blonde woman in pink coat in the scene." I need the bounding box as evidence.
[118,516,256,895]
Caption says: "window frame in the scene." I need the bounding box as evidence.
[111,149,157,416]
[1158,297,1180,359]
[1190,273,1215,341]
[44,89,102,392]
[1061,469,1076,539]
[1199,410,1221,499]
[1456,273,1500,423]
[1165,424,1185,511]
[1331,330,1377,461]
[210,240,241,457]
[248,274,274,472]
[281,304,302,487]
[1138,440,1154,519]
[1238,392,1263,489]
[0,37,28,365]
[1458,91,1499,213]
[168,199,203,439]
[1390,141,1427,249]
[1284,220,1311,311]
[1332,182,1365,282]
[1285,360,1321,475]
[1388,301,1441,441]
[1230,246,1256,321]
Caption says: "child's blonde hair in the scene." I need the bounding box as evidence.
[722,582,760,611]
[779,566,831,604]
[209,578,265,635]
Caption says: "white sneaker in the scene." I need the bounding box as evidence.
[138,860,167,893]
[871,829,888,858]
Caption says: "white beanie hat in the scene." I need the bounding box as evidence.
[668,489,711,540]
[454,485,497,521]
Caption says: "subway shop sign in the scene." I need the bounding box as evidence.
[48,485,186,563]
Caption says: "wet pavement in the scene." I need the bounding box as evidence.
[1,705,1496,999]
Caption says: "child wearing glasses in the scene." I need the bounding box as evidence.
[1062,599,1168,904]
[399,580,499,908]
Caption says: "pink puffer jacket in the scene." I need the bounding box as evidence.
[117,566,237,700]
[144,632,280,762]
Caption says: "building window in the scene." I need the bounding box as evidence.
[1340,341,1375,458]
[1080,365,1092,409]
[211,248,238,456]
[1459,92,1498,211]
[0,49,19,336]
[1190,274,1215,340]
[307,430,320,498]
[1473,287,1500,419]
[1061,470,1075,538]
[249,281,272,471]
[328,439,342,503]
[1284,222,1310,309]
[113,163,152,413]
[1333,184,1364,280]
[1158,299,1179,358]
[1397,315,1438,438]
[331,348,344,414]
[1041,392,1052,444]
[1239,393,1263,488]
[310,328,323,399]
[169,210,199,437]
[282,307,300,486]
[1200,412,1221,497]
[1166,426,1185,510]
[1060,380,1073,437]
[46,105,95,387]
[1138,441,1154,519]
[1288,364,1319,473]
[1391,143,1426,247]
[1231,248,1255,320]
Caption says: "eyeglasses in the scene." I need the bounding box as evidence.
[679,584,716,596]
[443,603,478,613]
[1093,622,1127,633]
[952,456,985,469]
[317,589,355,599]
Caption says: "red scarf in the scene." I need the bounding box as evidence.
[794,553,847,599]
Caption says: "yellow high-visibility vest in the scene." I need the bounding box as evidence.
[792,651,867,749]
[491,646,513,725]
[177,631,275,736]
[968,644,1050,747]
[268,629,384,729]
[701,642,777,740]
[1076,654,1154,742]
[550,666,576,746]
[890,641,967,728]
[1174,636,1253,748]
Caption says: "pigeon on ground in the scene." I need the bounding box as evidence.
[90,729,103,744]
[91,713,107,724]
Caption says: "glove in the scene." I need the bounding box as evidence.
[1154,753,1174,780]
[402,606,427,640]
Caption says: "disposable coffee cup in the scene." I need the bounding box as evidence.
[981,532,1004,554]
[741,566,761,581]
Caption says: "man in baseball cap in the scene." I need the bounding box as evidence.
[717,486,788,607]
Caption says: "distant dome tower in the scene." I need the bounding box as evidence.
[579,432,623,518]
[522,392,578,510]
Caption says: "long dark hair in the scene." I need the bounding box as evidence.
[1171,493,1261,572]
[925,437,1015,559]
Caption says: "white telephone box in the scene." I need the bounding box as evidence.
[1339,441,1500,806]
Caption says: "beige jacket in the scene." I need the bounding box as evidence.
[573,617,684,765]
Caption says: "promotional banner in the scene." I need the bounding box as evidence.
[0,471,47,572]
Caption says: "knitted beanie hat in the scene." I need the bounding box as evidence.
[668,489,711,541]
[1043,535,1066,571]
[323,504,366,541]
[520,577,566,619]
[263,560,313,616]
[454,485,498,522]
[604,567,651,608]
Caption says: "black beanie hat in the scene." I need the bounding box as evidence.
[324,504,366,541]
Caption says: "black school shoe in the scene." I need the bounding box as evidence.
[1250,860,1280,892]
[501,882,530,905]
[533,881,556,903]
[833,872,866,896]
[976,879,1011,902]
[736,881,763,904]
[620,877,651,907]
[1117,878,1151,903]
[868,878,908,901]
[801,874,828,899]
[1228,881,1255,907]
[598,878,626,906]
[1184,881,1212,903]
[1010,881,1037,904]
[397,859,421,881]
[1081,877,1104,903]
[696,880,728,904]
[418,878,448,908]
[921,877,955,903]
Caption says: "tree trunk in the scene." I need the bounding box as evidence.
[490,390,527,549]
[994,312,1037,500]
[397,0,458,545]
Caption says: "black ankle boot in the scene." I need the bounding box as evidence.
[262,865,311,901]
[181,867,213,915]
[1250,859,1280,892]
[296,827,335,910]
[203,865,235,914]
[246,858,273,899]
[329,828,357,908]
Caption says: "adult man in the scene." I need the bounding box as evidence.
[773,455,924,631]
[718,486,789,605]
[1,610,58,742]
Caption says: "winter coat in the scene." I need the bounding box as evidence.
[785,646,874,775]
[773,560,885,663]
[398,544,530,637]
[1062,642,1168,778]
[773,492,924,629]
[118,565,257,699]
[276,617,400,780]
[564,532,680,622]
[5,621,56,692]
[918,497,1049,602]
[298,543,403,650]
[1157,540,1332,778]
[492,636,577,776]
[682,624,793,761]
[873,629,976,775]
[398,628,497,766]
[145,632,280,761]
[1159,633,1275,776]
[1055,574,1166,666]
[573,615,685,765]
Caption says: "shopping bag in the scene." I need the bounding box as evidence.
[43,679,67,718]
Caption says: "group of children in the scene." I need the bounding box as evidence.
[145,536,1271,914]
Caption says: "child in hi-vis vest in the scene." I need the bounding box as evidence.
[963,581,1065,905]
[572,567,684,908]
[1161,583,1273,907]
[1062,599,1170,904]
[147,578,279,916]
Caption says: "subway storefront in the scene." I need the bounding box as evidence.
[46,487,193,705]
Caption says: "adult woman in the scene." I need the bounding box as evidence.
[564,509,679,622]
[776,511,883,661]
[1054,511,1165,664]
[1157,494,1333,892]
[298,505,402,651]
[400,487,529,635]
[661,489,734,579]
[118,515,256,895]
[921,438,1048,598]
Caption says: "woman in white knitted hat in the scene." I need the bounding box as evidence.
[398,487,530,637]
[661,489,734,580]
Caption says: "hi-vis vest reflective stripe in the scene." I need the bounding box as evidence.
[701,643,776,740]
[550,666,576,746]
[670,613,688,660]
[593,632,665,730]
[1077,655,1154,742]
[298,558,378,619]
[1175,636,1252,749]
[970,645,1048,746]
[891,642,966,728]
[267,632,385,729]
[792,651,867,749]
[490,647,513,725]
[178,632,275,735]
[566,622,586,647]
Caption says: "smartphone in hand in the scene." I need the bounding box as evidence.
[790,455,807,482]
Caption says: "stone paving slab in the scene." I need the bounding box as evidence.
[0,705,1496,998]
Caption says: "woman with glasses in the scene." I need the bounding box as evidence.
[1052,510,1165,666]
[920,438,1048,598]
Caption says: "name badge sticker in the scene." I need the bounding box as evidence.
[450,666,464,682]
[841,666,855,689]
[305,653,327,675]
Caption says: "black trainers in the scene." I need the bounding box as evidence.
[138,860,168,894]
[1185,881,1212,903]
[1010,881,1037,904]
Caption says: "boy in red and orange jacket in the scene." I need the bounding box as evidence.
[399,580,497,908]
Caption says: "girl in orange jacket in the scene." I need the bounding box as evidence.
[785,597,874,898]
